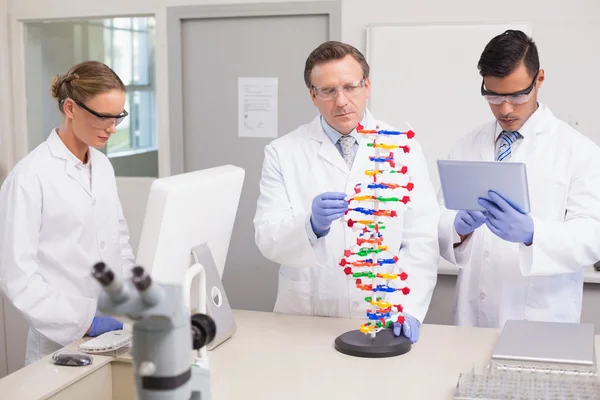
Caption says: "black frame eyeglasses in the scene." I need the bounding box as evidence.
[481,70,540,105]
[60,98,129,129]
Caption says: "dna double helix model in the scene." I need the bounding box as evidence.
[339,122,415,336]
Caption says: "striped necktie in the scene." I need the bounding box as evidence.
[496,131,520,161]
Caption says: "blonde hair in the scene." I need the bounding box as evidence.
[50,60,126,113]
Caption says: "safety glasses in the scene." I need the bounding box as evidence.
[61,98,128,129]
[481,70,539,105]
[312,79,366,101]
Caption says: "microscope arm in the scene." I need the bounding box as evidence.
[189,367,211,400]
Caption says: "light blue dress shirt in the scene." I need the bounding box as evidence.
[306,114,367,244]
[320,115,364,157]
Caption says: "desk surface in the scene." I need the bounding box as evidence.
[210,310,499,399]
[0,340,113,399]
[1,310,599,399]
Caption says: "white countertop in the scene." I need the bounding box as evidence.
[3,310,600,399]
[0,342,114,399]
[209,310,500,399]
[437,259,600,283]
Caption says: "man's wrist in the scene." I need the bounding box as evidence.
[453,231,471,248]
[523,231,534,246]
[310,216,329,237]
[315,228,330,238]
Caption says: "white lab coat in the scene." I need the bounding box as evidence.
[0,129,135,365]
[439,104,600,328]
[254,110,440,323]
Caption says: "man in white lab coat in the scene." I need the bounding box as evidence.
[254,41,440,343]
[439,30,600,328]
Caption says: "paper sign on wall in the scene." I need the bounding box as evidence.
[238,77,278,138]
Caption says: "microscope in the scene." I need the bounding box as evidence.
[92,262,216,400]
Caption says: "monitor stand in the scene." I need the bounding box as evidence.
[185,243,237,351]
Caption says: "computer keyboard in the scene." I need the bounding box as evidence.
[79,330,132,354]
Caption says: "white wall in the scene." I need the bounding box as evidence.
[0,0,12,182]
[110,150,159,177]
[0,0,9,379]
[115,177,155,254]
[5,0,600,176]
[6,0,326,178]
[25,23,77,148]
[343,0,600,142]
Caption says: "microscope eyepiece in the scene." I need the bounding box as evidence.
[92,262,115,286]
[132,266,152,291]
[191,314,217,350]
[131,266,163,306]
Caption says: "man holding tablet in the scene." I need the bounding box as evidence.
[438,30,600,328]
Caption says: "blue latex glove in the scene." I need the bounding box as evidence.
[88,315,123,337]
[478,190,534,244]
[392,313,420,343]
[453,210,486,236]
[310,192,348,235]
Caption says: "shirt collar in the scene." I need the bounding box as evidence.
[320,112,367,145]
[48,129,90,168]
[494,102,546,141]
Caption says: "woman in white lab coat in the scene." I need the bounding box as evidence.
[0,60,135,365]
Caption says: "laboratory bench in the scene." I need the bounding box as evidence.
[425,262,600,328]
[438,262,600,283]
[1,309,600,399]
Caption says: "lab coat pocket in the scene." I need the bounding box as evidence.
[273,269,313,315]
[97,195,120,244]
[529,178,568,221]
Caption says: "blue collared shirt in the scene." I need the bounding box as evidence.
[320,114,365,156]
[307,114,368,244]
[493,103,543,160]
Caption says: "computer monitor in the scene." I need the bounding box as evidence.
[136,164,243,281]
[135,164,244,350]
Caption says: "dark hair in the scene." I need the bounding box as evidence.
[477,30,539,78]
[304,41,369,88]
[50,60,126,113]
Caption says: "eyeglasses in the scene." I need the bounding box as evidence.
[312,79,366,100]
[481,70,539,105]
[61,98,128,129]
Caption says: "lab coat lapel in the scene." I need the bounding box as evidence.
[479,128,496,162]
[308,116,349,174]
[46,130,92,198]
[510,134,537,163]
[65,163,92,198]
[90,150,102,198]
[509,106,551,163]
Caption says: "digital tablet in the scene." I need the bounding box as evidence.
[436,160,530,213]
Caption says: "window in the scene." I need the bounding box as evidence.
[102,17,156,157]
[25,16,158,177]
